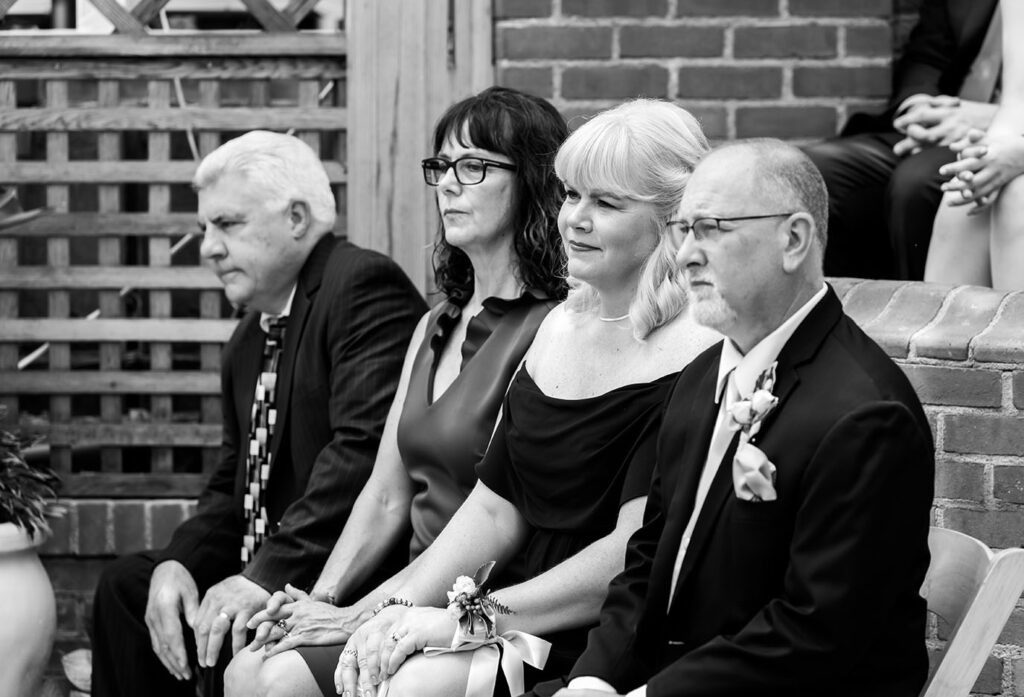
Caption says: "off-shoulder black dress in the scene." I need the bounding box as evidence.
[474,367,677,687]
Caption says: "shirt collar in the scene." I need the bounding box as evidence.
[259,284,297,334]
[714,283,828,403]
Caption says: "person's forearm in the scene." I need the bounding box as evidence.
[490,498,646,636]
[391,484,527,607]
[312,479,412,602]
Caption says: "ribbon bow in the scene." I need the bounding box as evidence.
[416,630,551,697]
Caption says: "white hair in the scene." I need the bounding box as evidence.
[193,130,336,232]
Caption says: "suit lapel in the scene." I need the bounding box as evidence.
[268,235,335,472]
[665,287,844,610]
[645,356,722,615]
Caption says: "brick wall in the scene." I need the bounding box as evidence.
[829,278,1024,697]
[494,0,916,139]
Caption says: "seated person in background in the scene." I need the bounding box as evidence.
[222,85,570,697]
[91,131,426,697]
[926,1,1024,289]
[333,99,720,697]
[803,0,999,280]
[531,139,935,697]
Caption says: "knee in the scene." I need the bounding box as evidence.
[94,553,152,620]
[385,657,441,697]
[887,150,951,208]
[244,651,313,697]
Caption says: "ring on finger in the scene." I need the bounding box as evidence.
[390,632,401,643]
[218,610,231,622]
[276,619,289,632]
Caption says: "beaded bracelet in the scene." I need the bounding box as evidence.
[371,596,413,617]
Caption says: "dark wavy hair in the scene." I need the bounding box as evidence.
[430,86,569,302]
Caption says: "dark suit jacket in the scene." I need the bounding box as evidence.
[156,235,426,593]
[844,0,998,134]
[548,288,934,697]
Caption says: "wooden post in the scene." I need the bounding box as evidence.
[346,0,493,295]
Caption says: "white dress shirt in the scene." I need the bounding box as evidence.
[258,284,297,333]
[569,283,827,697]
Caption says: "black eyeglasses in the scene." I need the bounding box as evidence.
[666,213,797,245]
[421,156,517,186]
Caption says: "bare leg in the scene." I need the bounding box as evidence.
[990,176,1024,290]
[383,651,474,697]
[225,648,323,697]
[925,191,992,286]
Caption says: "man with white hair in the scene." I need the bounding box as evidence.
[534,139,934,697]
[92,131,425,697]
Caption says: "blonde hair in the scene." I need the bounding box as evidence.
[193,130,336,233]
[555,100,709,339]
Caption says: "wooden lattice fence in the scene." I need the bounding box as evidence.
[0,28,346,502]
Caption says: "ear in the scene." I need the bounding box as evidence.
[780,212,816,274]
[287,200,313,240]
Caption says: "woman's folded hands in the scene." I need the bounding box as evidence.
[246,583,364,657]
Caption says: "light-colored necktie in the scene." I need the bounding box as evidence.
[959,3,1002,103]
[666,369,740,610]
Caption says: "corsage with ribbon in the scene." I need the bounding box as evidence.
[727,362,779,502]
[445,560,513,639]
[420,561,550,697]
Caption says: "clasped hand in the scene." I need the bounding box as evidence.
[144,562,270,679]
[334,605,457,697]
[246,583,361,656]
[938,128,1024,213]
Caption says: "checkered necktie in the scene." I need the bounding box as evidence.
[242,316,286,567]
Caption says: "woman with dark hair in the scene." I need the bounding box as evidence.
[223,86,568,697]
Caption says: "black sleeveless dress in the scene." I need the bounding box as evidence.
[475,367,677,686]
[297,292,553,694]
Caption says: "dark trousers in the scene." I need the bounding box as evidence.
[802,132,957,281]
[92,551,232,697]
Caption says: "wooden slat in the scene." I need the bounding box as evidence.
[0,106,347,131]
[3,160,346,184]
[3,319,237,342]
[0,266,219,290]
[61,472,207,498]
[0,33,345,57]
[284,0,321,25]
[46,79,72,476]
[0,0,20,21]
[239,0,295,32]
[1,371,219,394]
[89,0,149,35]
[129,0,172,25]
[148,79,175,474]
[0,58,345,81]
[98,78,123,473]
[47,422,220,447]
[0,79,17,423]
[2,213,201,238]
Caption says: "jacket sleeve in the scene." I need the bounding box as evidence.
[889,0,957,112]
[243,252,425,591]
[645,402,933,697]
[154,322,253,589]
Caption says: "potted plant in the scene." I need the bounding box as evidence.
[0,409,62,697]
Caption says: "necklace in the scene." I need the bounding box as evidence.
[598,313,630,322]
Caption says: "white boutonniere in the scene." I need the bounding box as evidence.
[727,363,779,502]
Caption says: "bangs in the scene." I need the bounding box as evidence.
[554,119,656,202]
[434,107,514,159]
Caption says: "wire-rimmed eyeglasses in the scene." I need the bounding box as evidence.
[421,156,517,186]
[666,213,797,245]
